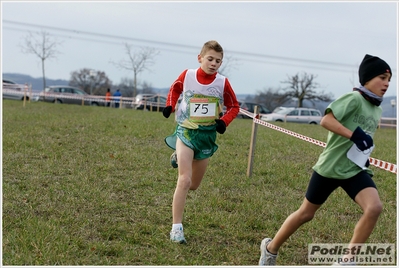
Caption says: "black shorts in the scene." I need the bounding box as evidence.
[305,171,377,205]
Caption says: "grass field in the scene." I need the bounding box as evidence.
[2,100,397,265]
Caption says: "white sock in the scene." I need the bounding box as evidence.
[172,223,183,231]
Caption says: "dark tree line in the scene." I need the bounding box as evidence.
[254,72,333,112]
[68,69,155,97]
[69,68,112,96]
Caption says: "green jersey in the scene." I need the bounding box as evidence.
[313,91,382,179]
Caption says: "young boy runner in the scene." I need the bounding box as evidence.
[162,40,239,244]
[259,54,392,265]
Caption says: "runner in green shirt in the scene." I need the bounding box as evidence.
[259,54,392,266]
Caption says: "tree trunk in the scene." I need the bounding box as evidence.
[133,72,137,97]
[42,58,46,90]
[298,98,303,107]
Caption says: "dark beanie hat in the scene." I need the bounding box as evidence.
[358,54,391,85]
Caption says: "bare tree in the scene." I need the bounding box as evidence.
[281,72,333,107]
[141,81,155,94]
[20,30,62,90]
[255,87,292,112]
[117,77,135,97]
[110,43,159,97]
[69,68,112,96]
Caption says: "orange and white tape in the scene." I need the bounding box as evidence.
[240,108,397,174]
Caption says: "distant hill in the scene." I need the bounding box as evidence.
[2,73,170,95]
[2,73,69,92]
[2,72,397,118]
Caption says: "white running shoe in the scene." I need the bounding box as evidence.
[170,151,178,168]
[170,228,186,244]
[259,238,277,265]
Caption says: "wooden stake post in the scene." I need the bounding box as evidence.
[157,94,160,112]
[246,105,259,177]
[23,83,28,107]
[29,84,32,103]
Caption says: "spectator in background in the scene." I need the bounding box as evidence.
[113,89,122,108]
[105,88,111,107]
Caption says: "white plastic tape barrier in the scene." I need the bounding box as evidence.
[239,108,397,174]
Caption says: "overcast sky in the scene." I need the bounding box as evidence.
[1,1,397,99]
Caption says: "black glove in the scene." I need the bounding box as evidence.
[163,106,172,118]
[365,159,370,167]
[215,119,226,134]
[350,126,373,151]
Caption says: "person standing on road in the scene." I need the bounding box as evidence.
[162,40,240,244]
[259,54,392,266]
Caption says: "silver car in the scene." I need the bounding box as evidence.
[39,85,104,106]
[237,101,271,119]
[2,79,39,101]
[261,107,322,124]
[134,94,167,111]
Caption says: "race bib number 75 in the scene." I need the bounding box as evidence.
[189,97,219,124]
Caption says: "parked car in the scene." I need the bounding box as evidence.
[261,107,322,124]
[272,106,294,113]
[39,86,104,106]
[134,94,167,111]
[237,101,271,119]
[2,79,39,101]
[3,79,20,87]
[132,94,155,109]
